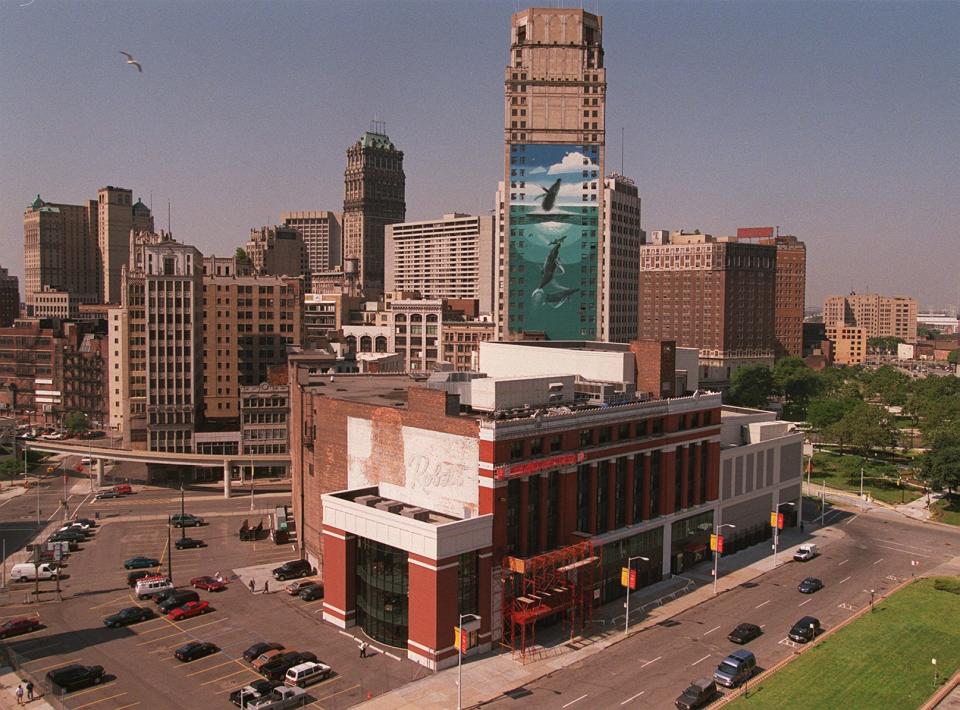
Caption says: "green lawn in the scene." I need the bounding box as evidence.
[931,495,960,526]
[728,577,960,710]
[809,451,922,505]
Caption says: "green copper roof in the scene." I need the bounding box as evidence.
[133,197,150,213]
[359,131,395,150]
[31,194,43,209]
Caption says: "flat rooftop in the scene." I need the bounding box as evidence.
[304,373,424,408]
[333,486,460,524]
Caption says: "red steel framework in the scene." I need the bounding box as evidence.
[500,540,599,660]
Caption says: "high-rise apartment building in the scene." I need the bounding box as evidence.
[0,267,19,327]
[110,233,202,452]
[601,174,642,342]
[385,214,495,314]
[281,211,342,285]
[23,194,99,312]
[498,8,605,340]
[823,293,918,342]
[201,272,302,420]
[244,226,308,279]
[99,186,135,304]
[342,130,406,296]
[736,228,806,358]
[638,233,777,386]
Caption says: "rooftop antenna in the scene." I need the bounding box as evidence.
[620,126,624,175]
[167,199,171,235]
[149,191,153,211]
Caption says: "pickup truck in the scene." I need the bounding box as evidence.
[246,685,307,710]
[793,544,818,562]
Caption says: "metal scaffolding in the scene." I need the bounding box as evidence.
[500,540,599,660]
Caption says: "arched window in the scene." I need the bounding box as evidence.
[394,314,406,323]
[375,336,387,353]
[426,313,438,323]
[360,336,372,352]
[410,313,422,323]
[345,335,357,352]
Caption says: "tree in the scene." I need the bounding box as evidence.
[949,350,959,365]
[920,446,960,496]
[773,357,822,419]
[62,411,88,435]
[843,404,898,458]
[807,396,860,433]
[725,365,774,409]
[867,336,904,355]
[864,365,910,407]
[235,247,250,264]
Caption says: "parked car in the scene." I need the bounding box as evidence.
[46,664,105,692]
[798,577,824,594]
[252,648,287,670]
[229,679,278,707]
[789,616,822,644]
[57,524,90,537]
[0,616,42,638]
[168,600,211,621]
[727,622,762,645]
[104,606,155,628]
[95,490,121,500]
[714,649,757,688]
[49,530,85,543]
[794,544,818,562]
[191,575,227,592]
[284,661,331,688]
[175,537,205,550]
[244,642,284,664]
[10,562,59,582]
[124,556,160,570]
[170,513,204,528]
[298,583,324,602]
[158,591,200,614]
[260,652,318,682]
[174,641,218,662]
[675,678,718,710]
[127,570,153,587]
[135,576,173,600]
[79,430,106,439]
[285,579,317,596]
[272,559,314,581]
[73,517,97,528]
[113,484,133,495]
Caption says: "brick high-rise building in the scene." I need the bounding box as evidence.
[201,272,302,421]
[281,211,342,286]
[98,186,138,304]
[110,233,202,451]
[601,174,642,343]
[638,233,777,386]
[0,267,19,327]
[342,130,406,296]
[736,228,806,358]
[385,214,495,314]
[823,293,918,343]
[244,226,308,280]
[498,8,605,340]
[23,194,99,312]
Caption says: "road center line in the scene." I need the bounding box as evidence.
[873,558,884,565]
[691,654,711,666]
[562,694,589,708]
[839,576,851,584]
[755,599,770,609]
[620,691,645,705]
[703,625,721,636]
[837,559,848,566]
[640,656,661,668]
[798,599,812,607]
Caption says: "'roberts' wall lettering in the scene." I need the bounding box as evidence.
[408,454,465,491]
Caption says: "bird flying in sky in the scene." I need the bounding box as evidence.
[120,51,142,73]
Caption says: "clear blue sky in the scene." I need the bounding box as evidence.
[2,0,958,309]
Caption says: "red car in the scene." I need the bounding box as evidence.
[113,484,133,495]
[190,576,227,592]
[0,617,42,638]
[167,600,211,621]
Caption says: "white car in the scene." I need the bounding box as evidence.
[81,457,93,465]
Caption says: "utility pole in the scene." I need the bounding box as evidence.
[167,520,173,583]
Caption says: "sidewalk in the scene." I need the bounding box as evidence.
[362,527,836,709]
[0,667,54,709]
[804,480,944,523]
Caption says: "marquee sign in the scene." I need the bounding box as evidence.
[494,451,585,480]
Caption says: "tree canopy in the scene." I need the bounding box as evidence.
[63,411,88,435]
[725,365,774,409]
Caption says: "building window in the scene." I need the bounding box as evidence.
[356,538,408,649]
[549,434,562,453]
[458,551,479,617]
[510,440,524,459]
[576,465,590,534]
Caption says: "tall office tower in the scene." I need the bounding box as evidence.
[638,233,777,387]
[201,272,303,421]
[131,197,155,235]
[823,293,918,342]
[385,213,495,314]
[23,194,99,311]
[601,174,642,342]
[0,267,19,327]
[281,211,343,287]
[737,228,806,358]
[98,186,136,303]
[245,225,308,280]
[342,129,406,296]
[498,8,605,339]
[111,232,202,451]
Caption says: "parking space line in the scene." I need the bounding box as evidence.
[69,692,127,709]
[839,576,851,584]
[26,658,81,672]
[57,681,117,699]
[691,654,711,666]
[137,630,185,645]
[135,621,182,635]
[873,558,884,565]
[111,703,140,710]
[200,667,258,686]
[640,656,661,668]
[755,599,770,609]
[89,595,134,610]
[837,559,848,566]
[620,691,645,705]
[703,625,720,636]
[312,684,360,705]
[184,658,236,676]
[560,694,588,709]
[177,617,227,632]
[798,599,812,607]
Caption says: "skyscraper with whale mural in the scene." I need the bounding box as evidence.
[498,8,605,340]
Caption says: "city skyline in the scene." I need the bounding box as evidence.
[2,1,958,307]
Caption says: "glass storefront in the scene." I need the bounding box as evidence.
[670,511,714,574]
[598,527,664,603]
[356,538,408,648]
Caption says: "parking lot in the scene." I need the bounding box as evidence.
[3,489,430,709]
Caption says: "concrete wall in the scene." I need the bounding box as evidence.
[479,342,634,384]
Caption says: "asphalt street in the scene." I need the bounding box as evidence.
[484,511,960,709]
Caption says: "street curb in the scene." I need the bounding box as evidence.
[921,668,960,710]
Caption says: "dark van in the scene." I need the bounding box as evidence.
[675,678,718,709]
[714,649,757,688]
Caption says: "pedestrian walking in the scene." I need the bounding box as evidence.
[26,681,33,701]
[248,579,255,593]
[15,684,23,705]
[263,580,269,594]
[359,641,368,658]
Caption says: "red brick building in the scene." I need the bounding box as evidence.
[292,341,724,669]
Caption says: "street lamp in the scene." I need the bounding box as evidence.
[624,555,650,634]
[859,465,865,509]
[712,523,736,596]
[772,501,796,568]
[868,588,876,612]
